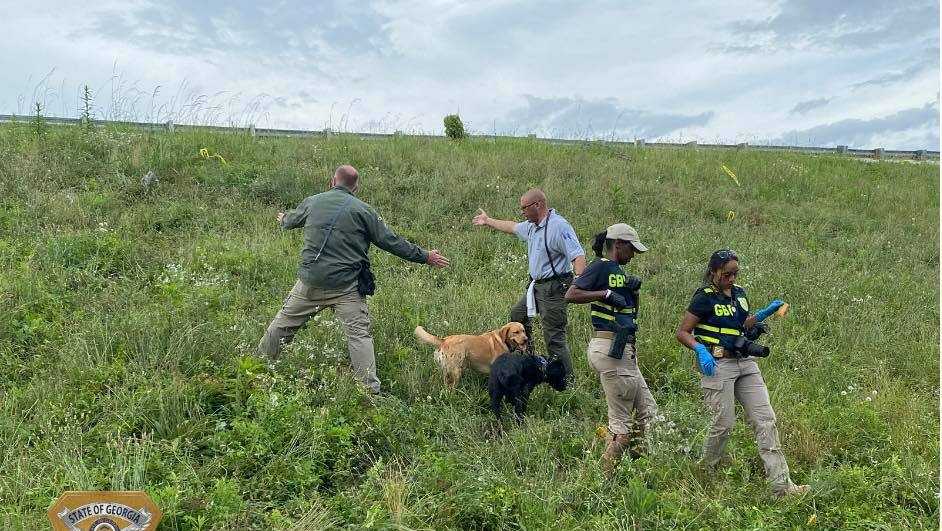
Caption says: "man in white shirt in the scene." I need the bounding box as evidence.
[473,188,586,380]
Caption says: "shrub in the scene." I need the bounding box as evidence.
[443,114,466,140]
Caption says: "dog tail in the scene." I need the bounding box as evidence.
[414,326,443,347]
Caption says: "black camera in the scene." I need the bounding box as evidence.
[732,322,770,358]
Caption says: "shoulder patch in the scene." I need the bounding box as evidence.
[738,297,749,312]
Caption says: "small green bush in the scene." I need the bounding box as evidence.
[444,114,466,140]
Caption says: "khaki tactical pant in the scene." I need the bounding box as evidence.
[510,278,573,377]
[257,279,380,393]
[700,357,796,494]
[587,338,657,451]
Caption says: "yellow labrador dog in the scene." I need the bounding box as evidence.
[414,322,528,389]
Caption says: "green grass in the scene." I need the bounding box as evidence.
[0,124,938,529]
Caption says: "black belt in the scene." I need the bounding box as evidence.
[593,330,636,344]
[532,272,573,284]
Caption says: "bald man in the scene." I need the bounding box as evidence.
[260,165,449,395]
[473,189,586,379]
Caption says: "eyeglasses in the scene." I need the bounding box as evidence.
[520,200,541,211]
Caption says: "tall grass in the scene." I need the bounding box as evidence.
[0,122,937,528]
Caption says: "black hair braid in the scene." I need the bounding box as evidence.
[591,231,607,257]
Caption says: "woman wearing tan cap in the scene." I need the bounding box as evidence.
[565,223,657,476]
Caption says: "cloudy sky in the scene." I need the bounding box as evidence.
[3,0,939,149]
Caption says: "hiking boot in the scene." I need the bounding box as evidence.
[368,389,396,402]
[361,389,394,407]
[698,454,733,473]
[601,434,632,477]
[774,483,810,498]
[695,455,733,484]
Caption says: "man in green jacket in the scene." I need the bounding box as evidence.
[258,165,449,394]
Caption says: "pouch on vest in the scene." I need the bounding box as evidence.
[357,261,376,297]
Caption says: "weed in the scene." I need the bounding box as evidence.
[31,102,47,138]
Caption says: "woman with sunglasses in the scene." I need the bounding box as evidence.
[675,249,808,497]
[566,223,656,476]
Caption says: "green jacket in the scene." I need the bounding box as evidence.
[281,186,429,290]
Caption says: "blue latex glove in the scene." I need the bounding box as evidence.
[694,343,715,376]
[754,299,785,322]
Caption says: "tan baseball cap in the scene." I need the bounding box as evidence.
[606,223,648,252]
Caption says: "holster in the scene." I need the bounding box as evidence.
[357,261,376,297]
[607,323,635,359]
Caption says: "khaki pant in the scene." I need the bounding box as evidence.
[700,357,796,494]
[587,338,657,448]
[510,278,573,377]
[257,279,380,393]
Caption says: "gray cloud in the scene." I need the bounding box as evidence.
[852,62,935,90]
[496,95,714,140]
[86,0,391,68]
[271,91,318,110]
[849,39,939,91]
[790,97,830,115]
[774,101,939,149]
[721,1,938,52]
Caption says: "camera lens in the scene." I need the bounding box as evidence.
[734,336,770,358]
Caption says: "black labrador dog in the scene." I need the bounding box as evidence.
[488,352,567,423]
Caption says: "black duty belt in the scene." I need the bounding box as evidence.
[533,272,573,284]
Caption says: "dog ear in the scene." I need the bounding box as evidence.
[498,324,511,345]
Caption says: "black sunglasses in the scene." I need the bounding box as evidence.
[712,249,738,261]
[520,200,541,211]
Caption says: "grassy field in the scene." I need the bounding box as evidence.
[0,123,938,529]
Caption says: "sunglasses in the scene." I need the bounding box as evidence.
[713,249,738,261]
[520,200,541,211]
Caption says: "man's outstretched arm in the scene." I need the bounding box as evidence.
[277,199,310,229]
[472,208,517,234]
[364,208,449,268]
